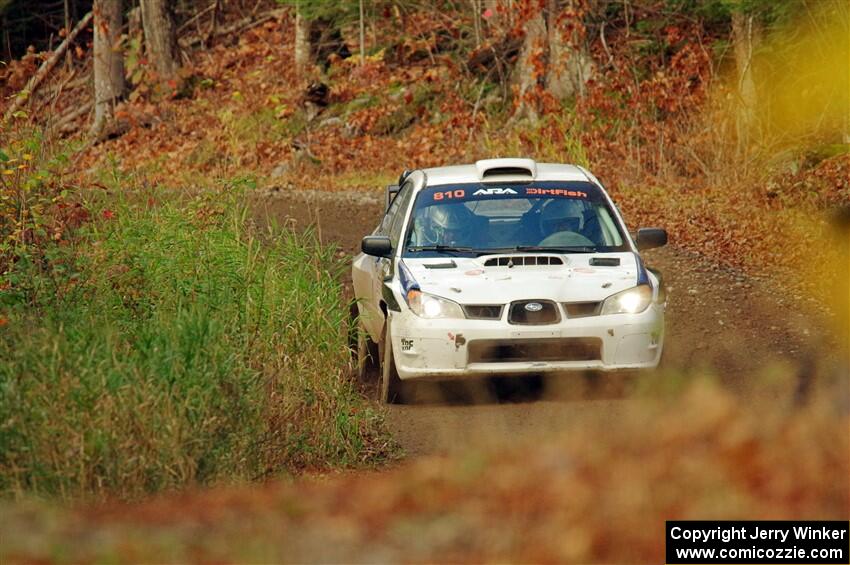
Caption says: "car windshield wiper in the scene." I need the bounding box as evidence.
[480,245,599,254]
[407,245,478,255]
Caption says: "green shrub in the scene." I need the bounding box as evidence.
[0,129,79,290]
[0,187,392,500]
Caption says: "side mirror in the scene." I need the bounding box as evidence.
[636,228,668,251]
[385,184,400,210]
[362,236,393,258]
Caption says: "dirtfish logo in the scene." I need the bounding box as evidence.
[473,188,518,196]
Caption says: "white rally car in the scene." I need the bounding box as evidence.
[351,158,667,403]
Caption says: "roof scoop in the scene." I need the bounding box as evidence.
[475,158,537,180]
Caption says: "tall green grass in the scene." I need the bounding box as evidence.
[0,187,391,500]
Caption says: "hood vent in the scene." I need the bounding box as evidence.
[481,166,532,178]
[475,158,537,180]
[423,261,457,269]
[484,256,564,267]
[589,257,620,267]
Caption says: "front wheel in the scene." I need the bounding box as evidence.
[380,318,404,404]
[348,303,379,381]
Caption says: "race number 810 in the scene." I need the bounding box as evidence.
[433,190,465,201]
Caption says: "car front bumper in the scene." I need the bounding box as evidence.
[388,304,665,380]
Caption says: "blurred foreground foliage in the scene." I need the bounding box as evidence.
[0,375,846,562]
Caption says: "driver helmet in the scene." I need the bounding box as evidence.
[539,199,584,235]
[418,204,473,245]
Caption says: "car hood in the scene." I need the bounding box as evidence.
[403,253,641,304]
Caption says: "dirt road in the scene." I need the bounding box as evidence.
[259,189,832,457]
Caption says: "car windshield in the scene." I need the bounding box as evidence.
[403,182,628,257]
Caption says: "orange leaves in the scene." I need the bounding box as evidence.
[665,24,684,45]
[573,15,715,185]
[529,41,547,79]
[555,0,589,46]
[508,0,547,35]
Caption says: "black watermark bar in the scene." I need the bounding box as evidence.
[666,521,849,564]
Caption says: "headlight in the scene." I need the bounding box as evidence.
[406,289,465,319]
[600,285,652,315]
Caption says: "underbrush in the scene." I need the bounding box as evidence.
[0,184,392,500]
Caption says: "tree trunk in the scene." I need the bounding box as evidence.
[140,0,180,85]
[731,11,761,153]
[90,0,124,137]
[470,0,482,47]
[128,6,142,41]
[2,16,10,62]
[64,0,73,70]
[513,2,547,122]
[294,1,311,77]
[546,0,593,100]
[359,0,365,65]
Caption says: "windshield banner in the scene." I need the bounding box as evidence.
[421,182,600,205]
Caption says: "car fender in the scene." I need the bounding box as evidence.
[352,253,385,341]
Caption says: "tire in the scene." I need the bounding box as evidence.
[380,318,404,404]
[348,303,379,381]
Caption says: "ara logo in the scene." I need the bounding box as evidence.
[473,188,518,196]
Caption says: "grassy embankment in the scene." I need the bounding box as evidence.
[0,135,393,500]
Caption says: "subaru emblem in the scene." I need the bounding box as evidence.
[524,302,543,312]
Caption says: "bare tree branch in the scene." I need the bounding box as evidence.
[3,10,92,122]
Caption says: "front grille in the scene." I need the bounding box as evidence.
[468,338,602,363]
[564,301,602,318]
[463,304,504,320]
[508,300,560,325]
[483,256,564,267]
